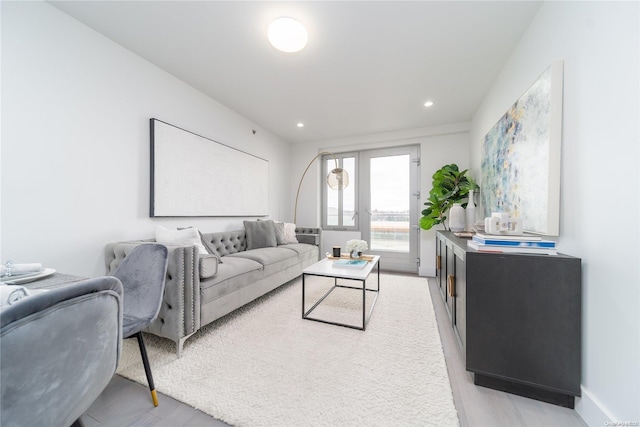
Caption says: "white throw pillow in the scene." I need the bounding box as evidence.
[283,223,298,244]
[155,225,208,255]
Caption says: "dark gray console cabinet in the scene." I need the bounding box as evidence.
[435,231,581,408]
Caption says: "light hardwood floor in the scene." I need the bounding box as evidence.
[79,275,588,426]
[78,374,229,427]
[427,276,587,427]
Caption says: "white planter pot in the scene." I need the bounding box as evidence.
[449,203,465,232]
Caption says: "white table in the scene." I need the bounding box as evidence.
[302,255,380,330]
[23,273,86,290]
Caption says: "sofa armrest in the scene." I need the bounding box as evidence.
[296,233,319,246]
[295,227,322,245]
[105,241,201,345]
[295,227,322,260]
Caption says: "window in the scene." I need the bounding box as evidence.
[322,152,357,230]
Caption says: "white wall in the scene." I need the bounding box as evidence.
[5,2,637,423]
[1,1,292,277]
[291,123,469,275]
[470,2,639,425]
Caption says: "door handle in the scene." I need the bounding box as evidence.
[447,274,456,297]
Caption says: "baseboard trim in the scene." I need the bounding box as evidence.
[419,266,435,277]
[575,385,616,427]
[473,373,576,409]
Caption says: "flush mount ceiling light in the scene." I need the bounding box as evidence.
[297,122,304,128]
[424,100,434,107]
[268,17,308,53]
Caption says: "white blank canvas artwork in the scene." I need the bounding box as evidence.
[151,119,269,217]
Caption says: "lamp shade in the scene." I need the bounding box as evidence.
[327,167,349,190]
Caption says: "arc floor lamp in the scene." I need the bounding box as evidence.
[294,152,349,224]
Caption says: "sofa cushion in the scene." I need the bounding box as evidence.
[279,243,317,257]
[243,220,277,250]
[199,254,219,279]
[227,247,299,277]
[200,257,263,304]
[279,243,319,264]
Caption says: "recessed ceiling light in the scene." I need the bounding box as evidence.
[424,100,434,107]
[297,122,304,128]
[268,17,308,53]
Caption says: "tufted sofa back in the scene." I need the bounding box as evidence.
[294,227,318,235]
[201,230,247,257]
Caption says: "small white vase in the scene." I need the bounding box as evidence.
[465,189,476,232]
[449,203,465,232]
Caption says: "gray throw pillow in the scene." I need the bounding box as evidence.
[244,220,277,250]
[273,221,287,245]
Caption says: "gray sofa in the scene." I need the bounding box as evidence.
[105,227,320,356]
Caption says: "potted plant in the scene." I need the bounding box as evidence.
[419,164,479,231]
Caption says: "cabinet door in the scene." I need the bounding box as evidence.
[466,253,582,396]
[445,240,455,325]
[435,234,446,299]
[453,246,466,356]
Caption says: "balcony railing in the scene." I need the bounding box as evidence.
[326,211,411,252]
[370,220,410,252]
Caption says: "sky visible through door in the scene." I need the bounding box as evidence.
[370,155,410,252]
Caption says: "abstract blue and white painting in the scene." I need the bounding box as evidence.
[481,62,563,235]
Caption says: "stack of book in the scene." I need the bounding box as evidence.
[467,232,557,255]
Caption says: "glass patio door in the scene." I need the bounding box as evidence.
[360,146,420,273]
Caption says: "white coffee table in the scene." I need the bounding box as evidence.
[302,255,380,330]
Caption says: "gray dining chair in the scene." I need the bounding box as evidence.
[111,243,168,407]
[0,276,123,427]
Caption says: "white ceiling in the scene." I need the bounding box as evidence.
[49,1,542,144]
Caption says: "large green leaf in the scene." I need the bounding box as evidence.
[419,163,479,231]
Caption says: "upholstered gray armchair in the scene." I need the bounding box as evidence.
[0,276,123,427]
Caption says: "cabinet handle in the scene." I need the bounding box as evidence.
[447,274,456,297]
[436,255,441,270]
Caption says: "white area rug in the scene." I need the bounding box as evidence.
[116,273,459,427]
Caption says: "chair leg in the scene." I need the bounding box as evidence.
[135,332,159,407]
